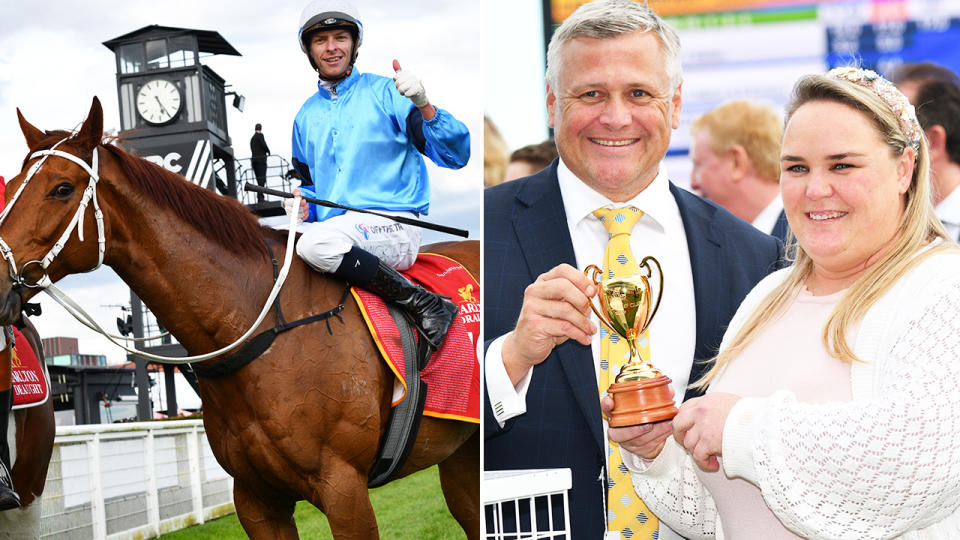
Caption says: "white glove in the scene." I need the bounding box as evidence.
[393,59,429,108]
[283,190,308,224]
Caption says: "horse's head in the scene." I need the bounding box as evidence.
[0,97,106,324]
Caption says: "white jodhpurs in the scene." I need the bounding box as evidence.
[295,211,422,273]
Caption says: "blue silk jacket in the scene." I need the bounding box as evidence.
[291,68,470,222]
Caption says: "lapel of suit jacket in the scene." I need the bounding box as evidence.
[771,209,790,243]
[670,183,723,399]
[513,165,605,451]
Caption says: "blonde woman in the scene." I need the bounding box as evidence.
[613,67,960,538]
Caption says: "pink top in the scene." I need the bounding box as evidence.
[699,286,856,539]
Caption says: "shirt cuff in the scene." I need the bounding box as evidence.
[721,396,769,483]
[485,333,533,428]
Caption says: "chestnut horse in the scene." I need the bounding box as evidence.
[0,98,479,539]
[0,318,54,540]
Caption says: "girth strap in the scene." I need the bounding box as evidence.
[190,286,349,379]
[368,303,429,488]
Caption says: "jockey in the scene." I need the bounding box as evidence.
[0,175,16,509]
[286,0,471,350]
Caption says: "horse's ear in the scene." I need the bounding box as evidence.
[16,108,46,151]
[74,97,103,151]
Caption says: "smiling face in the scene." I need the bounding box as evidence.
[308,28,354,79]
[780,99,914,285]
[546,32,682,202]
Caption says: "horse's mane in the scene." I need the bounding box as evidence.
[27,131,269,259]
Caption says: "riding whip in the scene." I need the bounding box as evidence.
[244,183,470,238]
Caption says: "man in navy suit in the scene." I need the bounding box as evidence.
[483,2,782,539]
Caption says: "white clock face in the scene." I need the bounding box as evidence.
[136,79,182,125]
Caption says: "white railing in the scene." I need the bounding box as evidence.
[40,419,235,539]
[483,469,572,540]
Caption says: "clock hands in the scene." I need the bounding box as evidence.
[154,95,170,117]
[137,79,180,124]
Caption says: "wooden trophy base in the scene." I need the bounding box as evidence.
[608,375,678,427]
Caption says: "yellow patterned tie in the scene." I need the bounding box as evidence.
[593,206,658,539]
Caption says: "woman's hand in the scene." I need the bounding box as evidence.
[673,393,741,471]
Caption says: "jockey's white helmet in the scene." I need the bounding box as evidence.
[298,0,363,67]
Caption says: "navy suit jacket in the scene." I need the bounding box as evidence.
[483,162,782,540]
[770,208,791,244]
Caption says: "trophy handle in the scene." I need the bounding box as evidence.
[638,256,664,333]
[583,264,616,333]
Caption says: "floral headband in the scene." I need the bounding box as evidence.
[827,66,923,153]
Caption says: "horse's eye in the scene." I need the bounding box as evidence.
[49,183,74,198]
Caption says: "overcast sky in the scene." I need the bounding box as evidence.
[0,0,483,364]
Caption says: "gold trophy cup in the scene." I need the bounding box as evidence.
[585,257,678,427]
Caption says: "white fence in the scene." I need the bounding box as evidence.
[483,469,572,540]
[40,420,235,539]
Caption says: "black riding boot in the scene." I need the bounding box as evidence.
[0,389,20,510]
[334,246,459,350]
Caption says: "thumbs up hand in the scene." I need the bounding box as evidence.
[392,59,429,108]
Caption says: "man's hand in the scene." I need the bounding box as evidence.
[501,264,597,385]
[602,395,674,459]
[672,393,741,471]
[282,188,308,224]
[392,59,429,108]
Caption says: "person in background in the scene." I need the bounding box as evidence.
[485,115,510,188]
[504,139,559,181]
[890,61,960,103]
[249,123,270,203]
[483,1,781,538]
[286,0,471,350]
[625,67,960,538]
[892,63,960,239]
[689,100,788,241]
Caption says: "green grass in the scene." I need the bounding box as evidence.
[159,466,466,539]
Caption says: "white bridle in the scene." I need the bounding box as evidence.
[0,138,303,365]
[0,139,105,289]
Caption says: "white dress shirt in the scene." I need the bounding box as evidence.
[752,195,784,236]
[485,158,697,540]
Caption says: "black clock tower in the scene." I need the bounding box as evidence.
[104,25,244,419]
[103,25,241,194]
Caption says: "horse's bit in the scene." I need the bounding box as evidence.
[0,138,105,289]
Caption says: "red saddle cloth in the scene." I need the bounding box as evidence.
[352,253,480,423]
[11,327,48,409]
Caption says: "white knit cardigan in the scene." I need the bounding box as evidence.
[630,248,960,539]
